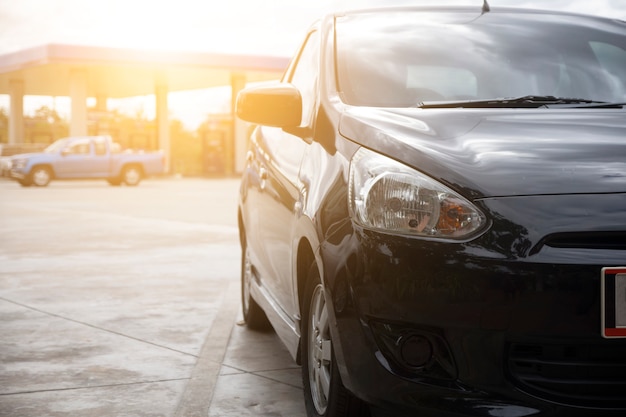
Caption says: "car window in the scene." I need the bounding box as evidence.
[65,140,91,155]
[286,30,319,127]
[45,139,69,153]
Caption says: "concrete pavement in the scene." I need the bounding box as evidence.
[0,178,306,417]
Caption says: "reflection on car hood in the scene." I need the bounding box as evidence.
[10,152,43,160]
[339,107,626,198]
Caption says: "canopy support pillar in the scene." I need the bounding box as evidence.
[8,79,24,144]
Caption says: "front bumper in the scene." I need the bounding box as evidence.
[9,169,26,180]
[320,194,626,416]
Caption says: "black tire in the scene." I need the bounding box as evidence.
[121,165,142,186]
[107,178,122,186]
[301,262,368,417]
[241,240,271,330]
[30,165,52,187]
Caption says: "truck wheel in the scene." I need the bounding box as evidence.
[30,166,52,187]
[122,165,142,186]
[107,178,122,186]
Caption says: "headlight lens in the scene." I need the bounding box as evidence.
[349,147,486,240]
[12,159,27,169]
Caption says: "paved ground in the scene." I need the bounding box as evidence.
[0,177,306,417]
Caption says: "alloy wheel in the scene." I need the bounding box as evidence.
[123,167,141,186]
[32,167,51,186]
[307,283,332,415]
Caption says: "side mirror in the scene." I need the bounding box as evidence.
[236,83,302,127]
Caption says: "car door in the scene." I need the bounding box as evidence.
[251,30,320,319]
[53,138,92,178]
[54,137,110,178]
[88,136,111,177]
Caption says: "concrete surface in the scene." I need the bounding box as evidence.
[0,177,306,417]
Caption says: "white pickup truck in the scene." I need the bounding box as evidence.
[8,136,166,187]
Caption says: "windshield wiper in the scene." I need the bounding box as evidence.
[418,95,623,109]
[548,101,626,109]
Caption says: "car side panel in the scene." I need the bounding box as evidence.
[247,125,307,324]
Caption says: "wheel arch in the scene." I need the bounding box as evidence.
[122,162,144,175]
[295,236,317,365]
[31,163,55,178]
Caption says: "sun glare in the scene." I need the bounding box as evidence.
[98,1,218,52]
[95,0,296,56]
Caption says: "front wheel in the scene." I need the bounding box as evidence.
[301,262,368,417]
[30,166,52,187]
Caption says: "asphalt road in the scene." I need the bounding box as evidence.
[0,177,305,417]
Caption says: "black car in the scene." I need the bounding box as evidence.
[236,3,626,417]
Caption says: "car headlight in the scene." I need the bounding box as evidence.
[11,159,27,169]
[349,147,487,240]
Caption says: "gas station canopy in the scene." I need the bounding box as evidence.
[0,43,290,173]
[0,43,289,98]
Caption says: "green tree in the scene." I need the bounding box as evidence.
[33,105,63,123]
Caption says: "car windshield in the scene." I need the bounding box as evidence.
[44,139,69,153]
[335,10,626,107]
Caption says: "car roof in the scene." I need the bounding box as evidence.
[329,5,622,24]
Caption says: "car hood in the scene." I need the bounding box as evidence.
[338,107,626,199]
[10,152,47,160]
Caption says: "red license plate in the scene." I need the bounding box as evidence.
[601,267,626,338]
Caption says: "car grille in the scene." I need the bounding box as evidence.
[507,342,626,408]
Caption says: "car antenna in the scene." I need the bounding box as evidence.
[482,0,490,13]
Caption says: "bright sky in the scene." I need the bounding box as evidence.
[1,0,625,128]
[1,0,625,56]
